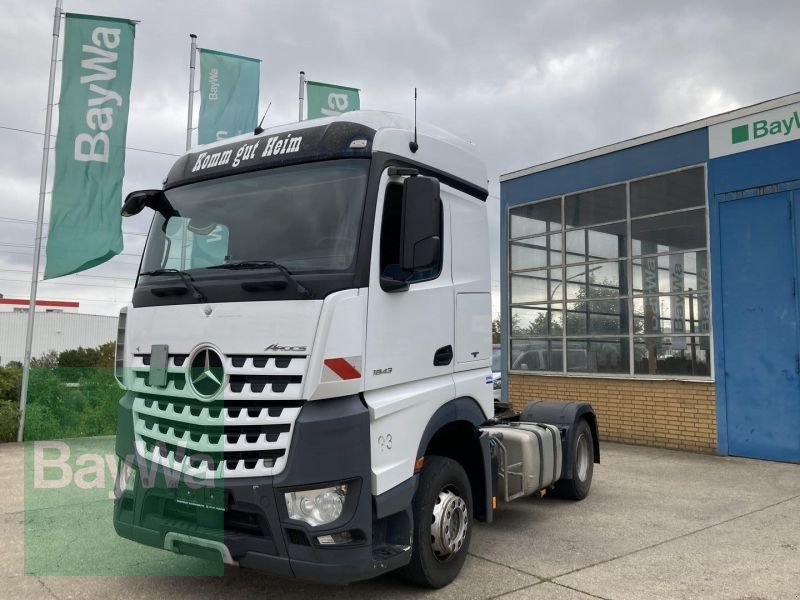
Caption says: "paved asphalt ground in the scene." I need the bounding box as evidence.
[1,440,798,600]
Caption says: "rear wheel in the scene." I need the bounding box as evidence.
[554,419,594,500]
[400,455,473,588]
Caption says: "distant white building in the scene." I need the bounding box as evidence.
[0,311,117,365]
[0,295,81,313]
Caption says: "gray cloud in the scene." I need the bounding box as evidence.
[1,0,798,315]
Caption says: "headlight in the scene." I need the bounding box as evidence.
[285,484,347,527]
[114,458,136,498]
[114,307,127,388]
[493,378,501,390]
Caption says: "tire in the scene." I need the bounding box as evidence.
[400,455,473,588]
[554,419,594,500]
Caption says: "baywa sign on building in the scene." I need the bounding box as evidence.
[709,101,800,158]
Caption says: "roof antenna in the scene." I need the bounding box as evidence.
[254,101,272,135]
[409,88,419,153]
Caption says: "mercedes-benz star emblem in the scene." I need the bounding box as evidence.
[188,348,224,399]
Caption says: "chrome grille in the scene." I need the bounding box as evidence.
[130,352,307,479]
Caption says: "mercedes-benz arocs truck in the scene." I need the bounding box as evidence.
[112,111,599,587]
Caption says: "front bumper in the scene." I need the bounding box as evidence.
[113,393,412,584]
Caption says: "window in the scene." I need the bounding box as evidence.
[140,161,369,277]
[160,221,230,271]
[508,165,710,378]
[379,181,443,284]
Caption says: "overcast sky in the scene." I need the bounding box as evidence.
[1,0,799,319]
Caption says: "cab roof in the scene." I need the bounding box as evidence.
[167,110,487,196]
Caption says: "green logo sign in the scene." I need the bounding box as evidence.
[306,81,360,119]
[46,14,137,279]
[730,111,800,145]
[198,49,260,144]
[731,124,749,144]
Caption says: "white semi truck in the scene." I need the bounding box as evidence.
[112,111,599,587]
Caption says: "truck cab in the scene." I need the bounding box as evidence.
[113,111,598,587]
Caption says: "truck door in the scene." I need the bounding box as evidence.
[363,168,456,494]
[364,169,455,391]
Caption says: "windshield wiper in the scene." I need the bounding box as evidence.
[140,269,207,303]
[208,261,312,298]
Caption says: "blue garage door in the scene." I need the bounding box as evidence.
[719,190,800,462]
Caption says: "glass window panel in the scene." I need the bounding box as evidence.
[510,234,561,270]
[565,281,585,301]
[511,305,563,336]
[632,251,708,295]
[565,229,586,259]
[631,209,706,255]
[630,167,705,218]
[565,222,627,263]
[510,198,562,238]
[510,339,563,372]
[633,294,710,335]
[565,261,626,298]
[566,338,629,373]
[510,269,562,303]
[634,336,711,376]
[565,184,626,227]
[566,299,628,335]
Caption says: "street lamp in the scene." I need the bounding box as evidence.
[550,265,602,299]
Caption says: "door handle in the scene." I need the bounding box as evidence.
[433,345,453,366]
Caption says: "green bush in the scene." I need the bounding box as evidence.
[0,401,19,442]
[0,365,22,441]
[24,367,120,441]
[0,341,120,442]
[0,365,22,403]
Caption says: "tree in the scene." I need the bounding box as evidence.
[59,341,115,369]
[491,318,501,344]
[30,350,59,369]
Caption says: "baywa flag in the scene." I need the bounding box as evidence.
[45,14,136,279]
[306,81,360,119]
[198,49,260,145]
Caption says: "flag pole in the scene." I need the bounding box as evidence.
[186,34,197,151]
[298,71,305,121]
[18,0,63,442]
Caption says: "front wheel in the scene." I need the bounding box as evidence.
[400,455,473,588]
[554,419,594,500]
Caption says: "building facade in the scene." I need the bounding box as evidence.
[500,93,800,463]
[0,311,117,365]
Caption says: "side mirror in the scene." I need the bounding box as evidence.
[121,189,171,218]
[380,276,409,293]
[400,176,441,272]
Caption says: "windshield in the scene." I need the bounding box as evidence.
[137,160,369,295]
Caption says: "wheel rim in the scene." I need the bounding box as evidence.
[576,432,591,482]
[430,487,469,561]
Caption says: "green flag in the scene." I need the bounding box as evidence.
[45,14,136,279]
[306,80,360,119]
[198,49,260,144]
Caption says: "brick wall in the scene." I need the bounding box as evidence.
[508,374,717,453]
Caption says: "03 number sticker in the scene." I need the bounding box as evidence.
[377,434,393,452]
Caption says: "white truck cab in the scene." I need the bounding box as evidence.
[113,111,599,587]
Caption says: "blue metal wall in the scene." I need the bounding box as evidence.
[708,140,800,461]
